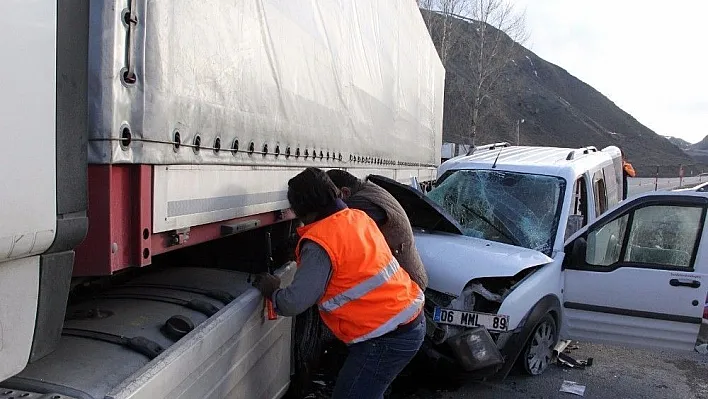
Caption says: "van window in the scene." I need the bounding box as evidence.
[602,165,619,208]
[610,156,624,199]
[624,205,703,269]
[586,213,629,266]
[565,177,588,239]
[586,204,704,271]
[592,171,608,217]
[428,170,566,255]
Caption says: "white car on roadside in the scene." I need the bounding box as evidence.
[675,182,708,192]
[371,143,708,378]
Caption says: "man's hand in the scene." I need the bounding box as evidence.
[252,273,281,298]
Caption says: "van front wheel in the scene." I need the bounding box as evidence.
[521,313,557,376]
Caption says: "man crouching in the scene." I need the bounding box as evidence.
[252,167,425,398]
[326,169,428,290]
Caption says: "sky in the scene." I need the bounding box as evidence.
[509,0,708,143]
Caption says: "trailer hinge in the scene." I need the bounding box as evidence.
[275,209,288,221]
[121,0,138,85]
[167,228,190,246]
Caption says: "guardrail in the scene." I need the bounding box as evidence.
[637,163,708,179]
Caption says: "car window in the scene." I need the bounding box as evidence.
[624,206,703,269]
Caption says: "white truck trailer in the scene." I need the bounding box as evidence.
[0,1,444,398]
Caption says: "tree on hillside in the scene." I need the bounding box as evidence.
[417,0,471,67]
[418,0,527,145]
[464,0,527,144]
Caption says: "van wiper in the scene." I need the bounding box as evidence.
[461,203,521,247]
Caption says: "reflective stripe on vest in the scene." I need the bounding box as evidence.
[349,289,424,344]
[319,258,400,313]
[296,208,424,344]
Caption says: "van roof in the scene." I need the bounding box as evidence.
[438,143,621,182]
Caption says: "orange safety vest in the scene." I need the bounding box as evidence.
[296,208,424,344]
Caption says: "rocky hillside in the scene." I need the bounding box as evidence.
[425,12,699,176]
[665,136,692,150]
[684,136,708,164]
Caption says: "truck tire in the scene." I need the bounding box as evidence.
[288,306,327,397]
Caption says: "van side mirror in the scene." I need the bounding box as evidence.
[570,237,588,265]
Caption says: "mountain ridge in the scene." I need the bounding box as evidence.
[425,12,701,177]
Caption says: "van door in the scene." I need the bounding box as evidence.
[562,194,708,351]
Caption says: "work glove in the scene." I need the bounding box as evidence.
[252,273,281,298]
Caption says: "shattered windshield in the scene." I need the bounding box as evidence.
[427,170,566,255]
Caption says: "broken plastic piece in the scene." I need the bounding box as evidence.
[696,343,708,354]
[560,380,586,396]
[557,352,593,369]
[554,339,572,355]
[466,283,503,303]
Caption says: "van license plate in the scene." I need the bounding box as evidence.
[432,307,509,332]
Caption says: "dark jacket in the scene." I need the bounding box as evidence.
[345,181,428,290]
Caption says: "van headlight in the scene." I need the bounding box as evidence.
[447,326,504,371]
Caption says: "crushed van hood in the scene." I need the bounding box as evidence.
[367,174,464,234]
[414,230,553,297]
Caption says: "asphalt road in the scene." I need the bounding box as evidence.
[394,341,708,399]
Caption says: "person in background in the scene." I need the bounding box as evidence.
[621,150,636,199]
[326,169,428,290]
[252,167,425,399]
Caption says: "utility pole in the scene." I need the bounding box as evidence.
[679,164,684,188]
[516,119,525,145]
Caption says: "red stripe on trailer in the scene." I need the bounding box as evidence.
[74,164,295,276]
[151,209,295,256]
[74,165,153,276]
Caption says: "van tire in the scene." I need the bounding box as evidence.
[520,313,558,376]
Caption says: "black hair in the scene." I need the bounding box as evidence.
[326,169,363,192]
[287,167,340,218]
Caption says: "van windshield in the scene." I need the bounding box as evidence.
[427,170,566,255]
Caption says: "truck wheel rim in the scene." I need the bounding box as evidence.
[526,320,555,375]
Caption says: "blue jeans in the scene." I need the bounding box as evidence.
[331,316,425,399]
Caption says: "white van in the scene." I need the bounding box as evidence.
[370,143,661,377]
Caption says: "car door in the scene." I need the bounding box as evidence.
[562,194,708,351]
